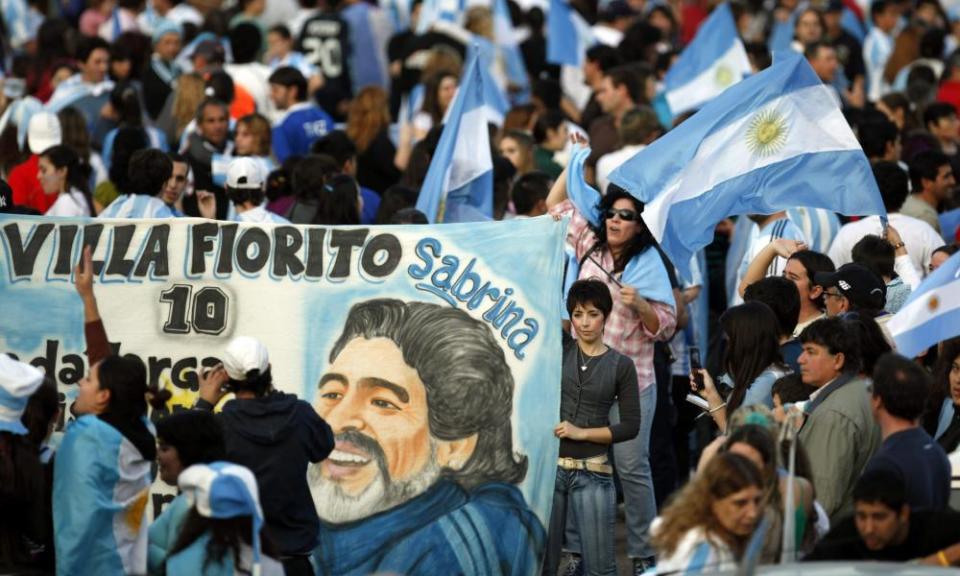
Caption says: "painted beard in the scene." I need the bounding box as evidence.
[308,429,442,524]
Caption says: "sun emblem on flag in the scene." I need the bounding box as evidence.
[927,294,940,312]
[714,65,735,88]
[745,108,789,157]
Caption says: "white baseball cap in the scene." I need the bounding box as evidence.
[221,336,270,381]
[27,111,61,154]
[225,157,264,190]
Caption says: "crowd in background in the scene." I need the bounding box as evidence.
[1,0,960,574]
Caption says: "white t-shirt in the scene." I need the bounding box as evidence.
[44,189,90,217]
[827,213,942,280]
[595,144,645,196]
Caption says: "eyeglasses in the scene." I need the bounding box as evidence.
[823,291,844,300]
[605,208,638,222]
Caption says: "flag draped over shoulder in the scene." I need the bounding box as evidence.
[415,48,495,223]
[888,252,960,358]
[663,2,752,116]
[609,51,885,279]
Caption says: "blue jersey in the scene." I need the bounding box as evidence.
[272,102,335,162]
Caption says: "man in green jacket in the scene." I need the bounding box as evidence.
[797,316,882,522]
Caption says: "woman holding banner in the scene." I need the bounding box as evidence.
[547,135,677,574]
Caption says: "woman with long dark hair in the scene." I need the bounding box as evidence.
[166,463,283,575]
[547,134,676,572]
[691,301,789,432]
[413,71,458,141]
[653,452,765,572]
[54,247,170,575]
[545,279,640,576]
[312,173,363,226]
[38,144,94,217]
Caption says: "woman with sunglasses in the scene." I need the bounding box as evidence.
[547,134,677,573]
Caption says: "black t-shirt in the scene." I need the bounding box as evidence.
[807,509,960,562]
[297,12,352,120]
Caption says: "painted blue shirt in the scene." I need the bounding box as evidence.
[313,480,546,575]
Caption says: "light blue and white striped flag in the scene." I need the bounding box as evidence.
[888,251,960,358]
[609,51,885,280]
[546,0,594,66]
[416,0,464,34]
[416,49,495,223]
[663,3,751,116]
[466,40,511,125]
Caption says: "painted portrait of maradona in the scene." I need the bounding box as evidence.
[308,298,547,575]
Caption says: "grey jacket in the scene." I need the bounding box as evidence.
[798,373,881,522]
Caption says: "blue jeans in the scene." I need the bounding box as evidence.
[545,467,617,576]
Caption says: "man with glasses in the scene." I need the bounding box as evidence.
[797,316,882,522]
[814,263,887,318]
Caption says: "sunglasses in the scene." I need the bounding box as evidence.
[605,208,639,222]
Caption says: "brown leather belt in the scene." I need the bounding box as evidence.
[557,455,613,474]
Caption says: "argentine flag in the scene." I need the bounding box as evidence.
[493,0,530,104]
[888,251,960,358]
[466,40,511,125]
[546,0,594,66]
[416,49,495,223]
[609,51,884,280]
[663,3,751,116]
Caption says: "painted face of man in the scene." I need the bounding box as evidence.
[310,337,475,524]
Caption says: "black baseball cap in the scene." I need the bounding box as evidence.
[814,263,887,310]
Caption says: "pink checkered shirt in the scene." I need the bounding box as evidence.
[555,200,677,391]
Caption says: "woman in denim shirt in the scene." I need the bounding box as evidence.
[544,280,641,576]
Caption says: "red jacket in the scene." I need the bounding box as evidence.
[9,155,55,213]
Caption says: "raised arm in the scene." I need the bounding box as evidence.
[74,246,111,365]
[546,133,589,210]
[738,238,807,298]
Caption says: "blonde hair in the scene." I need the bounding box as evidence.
[346,86,391,153]
[172,73,205,141]
[653,452,764,559]
[237,113,272,156]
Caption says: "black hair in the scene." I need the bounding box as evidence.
[803,39,834,62]
[871,352,931,421]
[852,235,895,279]
[21,377,59,448]
[788,249,836,310]
[170,509,275,573]
[374,184,418,224]
[592,187,656,272]
[390,207,429,224]
[313,173,360,225]
[585,44,623,72]
[110,81,144,127]
[76,35,110,64]
[204,73,234,107]
[857,119,899,159]
[292,154,339,201]
[110,128,150,193]
[511,171,552,215]
[228,365,274,397]
[265,167,291,203]
[566,279,614,319]
[155,411,226,470]
[933,244,959,262]
[40,145,94,215]
[919,27,946,60]
[532,110,565,144]
[872,161,909,212]
[329,299,528,489]
[531,78,561,110]
[127,149,173,197]
[854,468,907,511]
[771,373,815,404]
[743,276,801,337]
[226,182,265,207]
[909,150,951,194]
[228,22,262,64]
[617,23,661,64]
[604,65,643,105]
[95,355,171,461]
[842,314,891,375]
[310,130,357,170]
[869,0,894,21]
[720,302,784,415]
[799,317,861,374]
[923,102,957,130]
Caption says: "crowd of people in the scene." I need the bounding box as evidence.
[1,0,960,574]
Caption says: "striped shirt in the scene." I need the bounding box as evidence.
[786,207,841,254]
[99,195,177,219]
